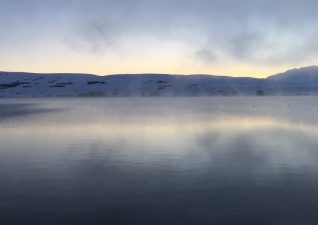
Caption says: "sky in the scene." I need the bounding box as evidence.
[1,0,317,78]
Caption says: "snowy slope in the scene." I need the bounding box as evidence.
[1,67,318,97]
[268,66,318,83]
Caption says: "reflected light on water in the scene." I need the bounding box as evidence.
[1,97,318,225]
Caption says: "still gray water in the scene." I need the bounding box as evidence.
[1,97,318,225]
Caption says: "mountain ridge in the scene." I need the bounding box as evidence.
[1,66,318,97]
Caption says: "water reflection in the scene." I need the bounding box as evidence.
[0,102,61,121]
[1,97,318,225]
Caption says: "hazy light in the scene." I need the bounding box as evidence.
[1,0,318,77]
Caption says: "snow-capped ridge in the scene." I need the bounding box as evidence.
[1,66,318,97]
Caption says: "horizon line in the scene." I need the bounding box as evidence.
[1,65,317,79]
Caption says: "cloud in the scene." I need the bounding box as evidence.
[66,20,122,54]
[1,0,318,68]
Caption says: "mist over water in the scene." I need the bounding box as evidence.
[1,97,318,225]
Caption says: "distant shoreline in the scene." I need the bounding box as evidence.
[1,66,318,97]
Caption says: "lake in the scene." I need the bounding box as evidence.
[1,97,318,225]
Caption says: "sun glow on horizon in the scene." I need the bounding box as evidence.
[2,0,318,78]
[1,49,311,78]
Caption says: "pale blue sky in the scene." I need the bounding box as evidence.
[1,0,317,77]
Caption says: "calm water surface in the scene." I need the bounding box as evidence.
[1,97,318,225]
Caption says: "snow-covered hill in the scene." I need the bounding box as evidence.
[268,66,318,83]
[1,67,318,97]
